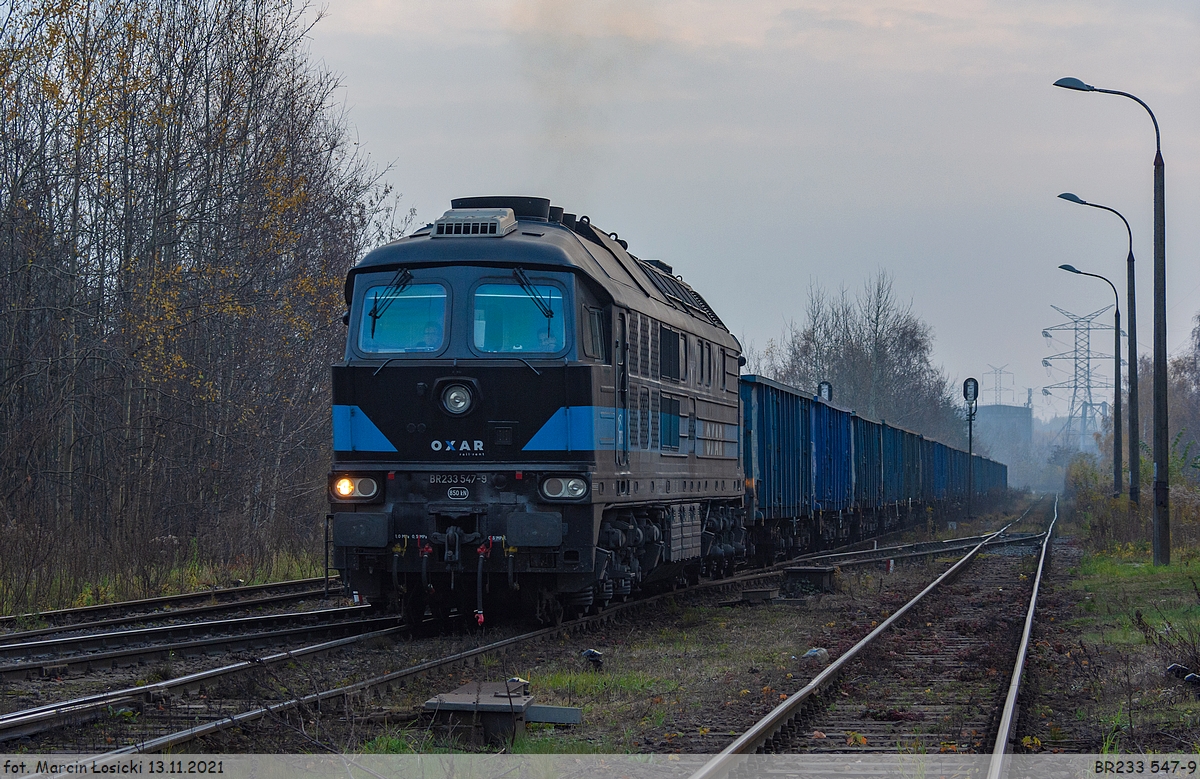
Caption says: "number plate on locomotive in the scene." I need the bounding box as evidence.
[428,473,487,484]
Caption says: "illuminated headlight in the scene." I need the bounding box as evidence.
[541,476,589,500]
[441,383,473,416]
[332,476,379,500]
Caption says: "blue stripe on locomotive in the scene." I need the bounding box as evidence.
[521,406,620,451]
[333,405,398,452]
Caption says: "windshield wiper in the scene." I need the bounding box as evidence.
[368,267,413,337]
[512,267,555,321]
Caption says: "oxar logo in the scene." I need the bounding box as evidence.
[430,439,485,454]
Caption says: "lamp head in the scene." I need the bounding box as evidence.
[1058,192,1087,205]
[1053,77,1095,92]
[1059,264,1082,274]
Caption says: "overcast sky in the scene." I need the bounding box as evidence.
[307,0,1199,420]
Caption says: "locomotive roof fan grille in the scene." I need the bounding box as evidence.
[432,208,518,238]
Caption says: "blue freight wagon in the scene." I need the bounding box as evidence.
[812,397,854,514]
[853,415,883,511]
[740,373,1007,553]
[740,375,813,522]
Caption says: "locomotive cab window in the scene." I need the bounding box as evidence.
[473,282,566,353]
[582,306,609,361]
[357,282,448,354]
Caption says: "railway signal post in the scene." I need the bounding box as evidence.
[964,377,979,520]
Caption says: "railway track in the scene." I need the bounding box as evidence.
[689,494,1056,776]
[0,606,395,683]
[794,530,1044,572]
[0,627,405,743]
[0,577,337,633]
[3,505,1032,754]
[0,605,373,662]
[0,587,333,643]
[17,563,808,753]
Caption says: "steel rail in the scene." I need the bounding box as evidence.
[988,493,1059,779]
[797,532,998,563]
[0,604,371,660]
[0,588,329,642]
[0,625,405,742]
[826,532,1044,571]
[0,613,399,682]
[687,499,1042,779]
[0,577,336,627]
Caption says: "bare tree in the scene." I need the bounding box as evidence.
[0,0,401,610]
[752,272,966,447]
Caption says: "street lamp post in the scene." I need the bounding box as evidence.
[1059,264,1122,497]
[1054,76,1168,565]
[1057,194,1140,504]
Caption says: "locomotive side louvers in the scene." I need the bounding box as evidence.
[663,503,702,561]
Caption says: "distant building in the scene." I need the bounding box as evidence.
[975,404,1034,482]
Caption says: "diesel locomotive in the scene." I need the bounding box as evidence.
[328,196,1008,624]
[329,196,747,624]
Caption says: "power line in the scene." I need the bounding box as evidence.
[984,364,1014,405]
[1041,305,1116,451]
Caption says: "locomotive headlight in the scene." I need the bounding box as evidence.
[540,476,589,500]
[332,476,379,500]
[541,477,565,498]
[441,383,473,416]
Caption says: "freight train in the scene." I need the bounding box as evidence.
[328,196,1006,624]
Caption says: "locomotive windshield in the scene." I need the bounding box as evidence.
[357,282,447,353]
[473,282,566,353]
